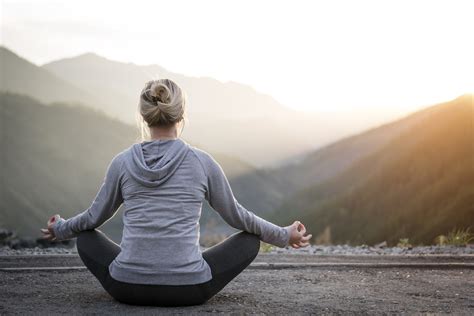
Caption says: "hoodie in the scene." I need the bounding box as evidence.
[52,138,291,286]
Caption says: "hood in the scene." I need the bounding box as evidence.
[125,138,190,187]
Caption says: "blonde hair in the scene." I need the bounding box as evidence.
[136,79,187,141]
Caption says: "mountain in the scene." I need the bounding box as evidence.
[272,94,454,194]
[39,49,362,167]
[0,92,285,242]
[270,94,474,245]
[0,46,101,109]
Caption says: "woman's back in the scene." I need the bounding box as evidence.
[112,138,213,285]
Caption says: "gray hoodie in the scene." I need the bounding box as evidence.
[53,139,291,285]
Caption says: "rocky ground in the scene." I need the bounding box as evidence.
[1,243,473,256]
[270,243,474,256]
[0,252,473,315]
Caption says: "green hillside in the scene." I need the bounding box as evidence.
[0,93,285,241]
[271,95,474,245]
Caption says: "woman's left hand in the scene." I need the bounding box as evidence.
[40,214,62,241]
[287,220,312,248]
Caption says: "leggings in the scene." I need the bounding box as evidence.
[76,229,260,307]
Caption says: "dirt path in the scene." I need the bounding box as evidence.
[0,254,473,315]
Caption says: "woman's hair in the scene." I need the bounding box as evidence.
[136,79,187,140]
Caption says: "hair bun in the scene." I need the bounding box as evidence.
[139,79,186,128]
[149,82,171,105]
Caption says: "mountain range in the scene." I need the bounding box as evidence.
[2,46,373,167]
[269,94,473,245]
[1,45,472,245]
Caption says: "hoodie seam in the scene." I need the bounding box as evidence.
[188,148,209,180]
[188,148,210,199]
[120,149,135,187]
[115,153,126,191]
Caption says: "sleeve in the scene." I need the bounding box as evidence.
[51,155,124,241]
[202,153,290,248]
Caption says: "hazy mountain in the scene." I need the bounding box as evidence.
[272,94,454,194]
[0,92,285,242]
[39,49,364,167]
[270,94,474,245]
[0,46,100,108]
[2,45,414,168]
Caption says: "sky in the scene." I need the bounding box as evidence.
[2,0,473,115]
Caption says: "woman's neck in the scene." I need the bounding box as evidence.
[149,125,179,140]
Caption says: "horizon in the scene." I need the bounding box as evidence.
[2,0,473,118]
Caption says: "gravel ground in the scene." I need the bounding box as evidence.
[1,261,473,315]
[271,244,474,256]
[1,244,473,256]
[1,244,473,314]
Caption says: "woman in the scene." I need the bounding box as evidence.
[40,78,312,307]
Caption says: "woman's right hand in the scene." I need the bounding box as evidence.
[40,214,62,241]
[288,220,312,248]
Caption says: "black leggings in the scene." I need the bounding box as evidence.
[76,229,260,307]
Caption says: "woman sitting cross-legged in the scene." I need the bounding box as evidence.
[41,78,312,307]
